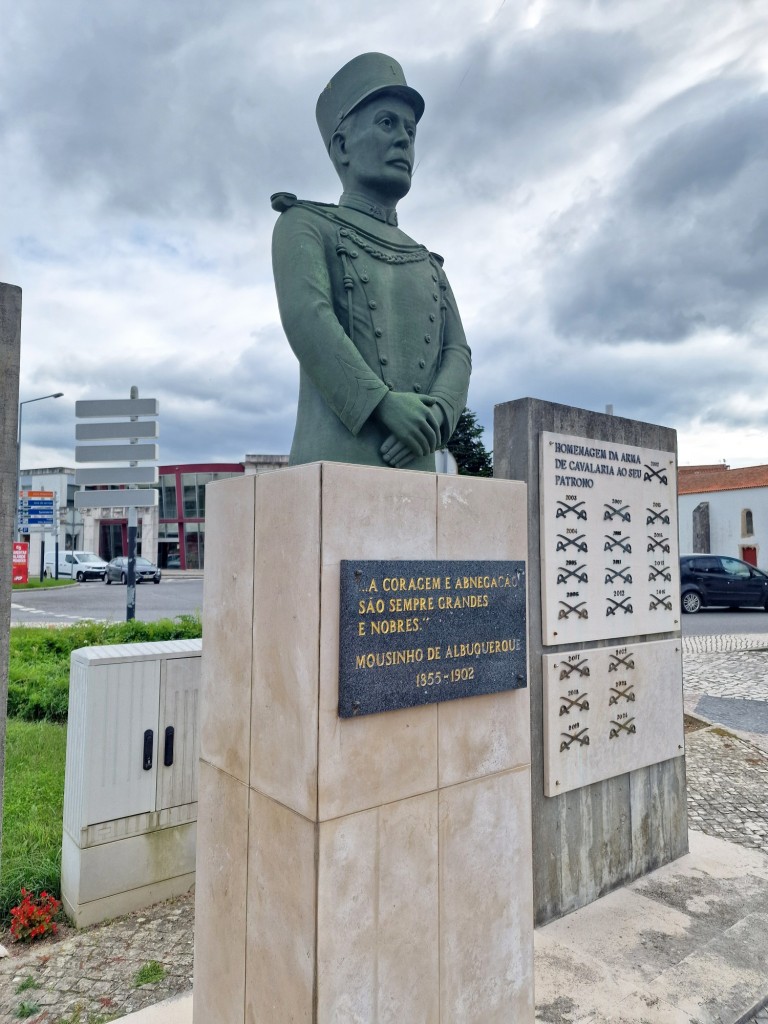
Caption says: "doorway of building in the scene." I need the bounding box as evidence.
[741,545,758,566]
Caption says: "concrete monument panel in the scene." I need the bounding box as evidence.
[540,430,680,645]
[542,638,684,796]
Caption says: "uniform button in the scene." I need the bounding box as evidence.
[424,334,431,343]
[413,384,422,393]
[350,250,358,258]
[339,229,348,237]
[374,328,383,338]
[386,380,394,389]
[369,300,377,310]
[431,274,438,282]
[360,273,369,282]
[433,293,439,301]
[429,313,436,322]
[419,359,426,368]
[380,356,388,366]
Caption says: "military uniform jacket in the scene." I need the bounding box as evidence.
[272,195,472,470]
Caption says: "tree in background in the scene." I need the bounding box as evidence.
[447,407,493,476]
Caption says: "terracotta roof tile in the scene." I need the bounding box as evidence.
[678,464,768,495]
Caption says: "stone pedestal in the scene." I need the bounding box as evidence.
[194,462,534,1024]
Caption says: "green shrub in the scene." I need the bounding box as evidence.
[0,720,67,923]
[8,615,202,722]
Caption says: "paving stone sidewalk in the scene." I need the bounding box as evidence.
[0,892,194,1023]
[2,633,768,1022]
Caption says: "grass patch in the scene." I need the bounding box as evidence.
[9,615,202,721]
[15,1002,40,1019]
[1,616,202,924]
[15,977,40,993]
[133,960,166,987]
[54,1007,118,1024]
[13,578,76,590]
[1,719,67,924]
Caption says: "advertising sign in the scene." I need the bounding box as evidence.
[12,542,29,584]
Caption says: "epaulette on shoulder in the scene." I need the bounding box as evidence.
[429,251,445,267]
[270,193,338,215]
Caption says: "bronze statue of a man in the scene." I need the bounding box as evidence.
[272,52,471,470]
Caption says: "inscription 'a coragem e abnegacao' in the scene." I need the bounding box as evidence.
[338,560,527,717]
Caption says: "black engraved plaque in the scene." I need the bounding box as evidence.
[338,559,527,717]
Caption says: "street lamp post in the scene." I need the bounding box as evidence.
[16,392,64,542]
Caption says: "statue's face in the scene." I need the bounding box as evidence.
[337,94,417,204]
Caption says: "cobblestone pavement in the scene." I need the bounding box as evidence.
[684,633,768,749]
[2,634,768,1022]
[683,633,768,1024]
[0,892,193,1023]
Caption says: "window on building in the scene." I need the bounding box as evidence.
[181,472,217,519]
[742,509,754,536]
[159,476,178,520]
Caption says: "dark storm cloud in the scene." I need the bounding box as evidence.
[6,1,768,469]
[547,89,768,344]
[466,322,768,458]
[415,26,649,196]
[25,324,298,463]
[0,2,335,221]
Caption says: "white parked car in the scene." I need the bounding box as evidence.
[44,550,108,582]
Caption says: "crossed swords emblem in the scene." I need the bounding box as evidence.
[608,651,635,672]
[649,594,672,611]
[647,536,670,553]
[556,500,587,520]
[648,565,671,582]
[603,504,631,522]
[606,596,633,616]
[560,728,590,752]
[557,564,588,585]
[604,535,631,554]
[559,693,590,716]
[646,508,670,525]
[609,684,635,706]
[558,659,590,680]
[644,465,668,484]
[559,600,588,620]
[556,534,588,553]
[605,566,632,585]
[609,718,636,739]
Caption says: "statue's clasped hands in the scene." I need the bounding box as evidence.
[375,391,445,468]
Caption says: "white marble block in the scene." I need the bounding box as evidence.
[194,464,534,1024]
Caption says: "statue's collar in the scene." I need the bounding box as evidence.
[339,192,398,227]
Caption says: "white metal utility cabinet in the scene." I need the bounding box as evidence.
[62,639,201,927]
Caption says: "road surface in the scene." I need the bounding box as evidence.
[11,577,204,625]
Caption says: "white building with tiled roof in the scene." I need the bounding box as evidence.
[678,463,768,570]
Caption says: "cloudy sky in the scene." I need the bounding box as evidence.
[3,0,767,472]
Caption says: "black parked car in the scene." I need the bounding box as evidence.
[104,556,161,585]
[680,554,768,613]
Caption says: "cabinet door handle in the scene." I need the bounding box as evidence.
[143,729,154,771]
[164,726,175,767]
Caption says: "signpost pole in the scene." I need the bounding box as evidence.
[126,507,137,621]
[54,493,59,580]
[125,386,140,622]
[74,388,159,622]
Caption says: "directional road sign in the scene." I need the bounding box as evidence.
[74,396,159,510]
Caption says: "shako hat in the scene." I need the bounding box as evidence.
[316,52,425,151]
